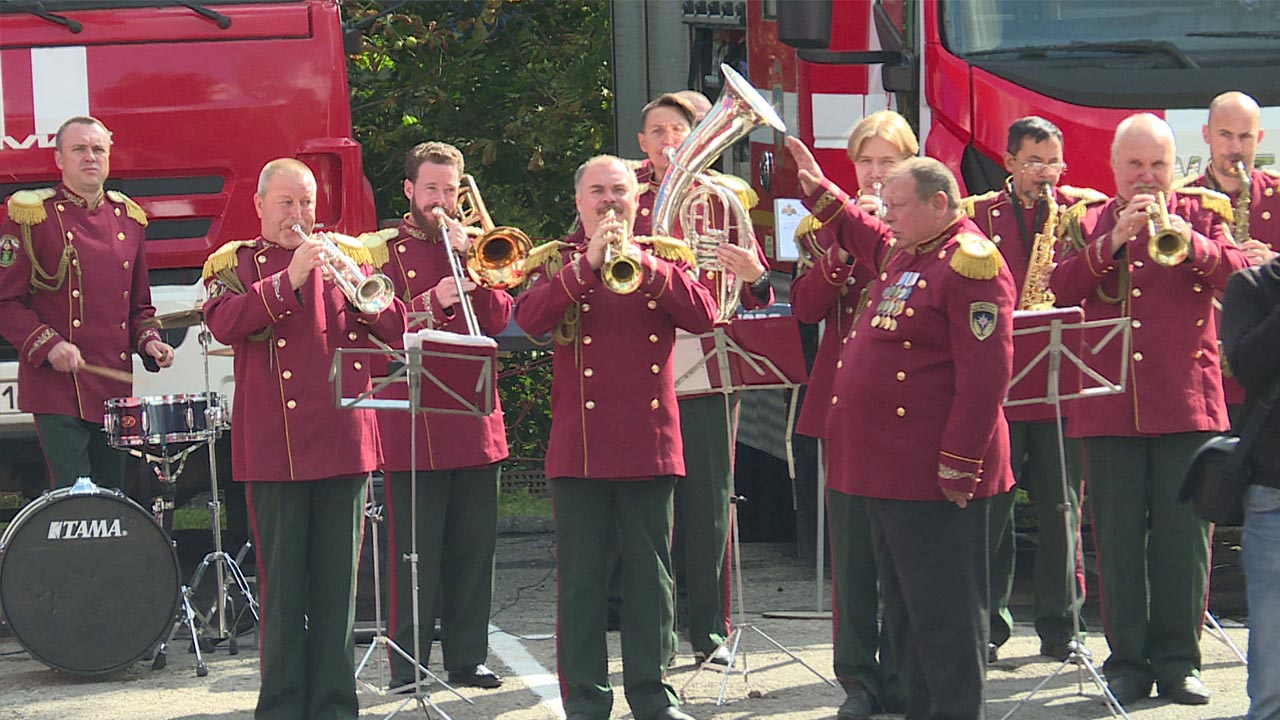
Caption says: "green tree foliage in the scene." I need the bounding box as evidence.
[344,0,613,468]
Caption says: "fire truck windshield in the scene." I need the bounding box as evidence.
[943,0,1280,62]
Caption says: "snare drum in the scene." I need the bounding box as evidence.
[0,480,180,674]
[104,392,226,448]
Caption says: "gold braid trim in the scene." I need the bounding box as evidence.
[358,228,398,268]
[948,233,1003,280]
[326,231,374,266]
[202,240,257,282]
[638,235,696,266]
[6,189,55,225]
[1057,201,1091,250]
[938,463,979,482]
[795,214,824,270]
[960,190,999,219]
[1178,186,1235,225]
[105,190,148,226]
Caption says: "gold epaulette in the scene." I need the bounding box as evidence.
[201,240,257,280]
[623,157,646,172]
[1178,186,1235,224]
[323,231,373,266]
[358,228,399,268]
[105,190,148,226]
[796,214,824,269]
[1263,168,1280,180]
[524,240,572,276]
[5,188,56,226]
[949,233,1003,280]
[1171,173,1199,190]
[707,171,760,211]
[638,235,697,266]
[960,190,999,219]
[1058,185,1108,205]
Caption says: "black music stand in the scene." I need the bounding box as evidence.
[333,329,495,720]
[998,309,1131,720]
[672,319,834,705]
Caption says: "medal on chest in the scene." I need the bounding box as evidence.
[870,270,920,332]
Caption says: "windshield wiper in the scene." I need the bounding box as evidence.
[966,40,1198,69]
[0,1,82,33]
[169,0,231,29]
[1186,30,1280,39]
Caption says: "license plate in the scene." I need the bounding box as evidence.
[0,379,19,415]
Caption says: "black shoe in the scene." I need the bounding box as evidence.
[988,642,1000,664]
[693,646,732,668]
[836,683,878,720]
[447,664,503,689]
[1158,675,1211,705]
[1039,640,1072,661]
[647,707,696,720]
[1105,675,1152,706]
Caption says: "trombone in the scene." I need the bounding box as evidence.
[456,175,533,290]
[433,208,483,337]
[290,224,395,314]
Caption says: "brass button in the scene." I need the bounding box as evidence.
[640,207,650,216]
[706,270,717,280]
[258,256,267,264]
[353,361,363,371]
[114,208,121,216]
[123,290,129,298]
[830,395,838,405]
[992,234,1002,244]
[1192,283,1203,293]
[1263,210,1273,221]
[1132,288,1142,298]
[905,307,914,317]
[1134,260,1145,268]
[938,249,947,259]
[896,406,906,417]
[831,272,839,279]
[897,371,906,381]
[398,244,407,253]
[648,334,658,344]
[1132,319,1142,329]
[1196,318,1206,327]
[992,208,1001,217]
[72,289,80,298]
[647,300,658,310]
[286,400,297,409]
[123,260,130,269]
[850,330,857,339]
[282,370,293,379]
[1265,187,1274,198]
[651,398,660,409]
[57,204,65,212]
[120,322,126,330]
[845,306,854,314]
[584,368,594,377]
[585,400,596,410]
[117,232,126,241]
[71,258,77,266]
[407,270,417,279]
[72,319,81,328]
[917,279,927,289]
[650,364,660,374]
[583,335,593,345]
[348,331,359,341]
[880,272,888,281]
[582,303,591,312]
[836,359,843,369]
[1193,349,1203,359]
[1133,351,1144,362]
[277,338,287,348]
[902,340,912,349]
[119,352,127,361]
[66,231,74,240]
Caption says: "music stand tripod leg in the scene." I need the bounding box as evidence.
[1203,610,1248,666]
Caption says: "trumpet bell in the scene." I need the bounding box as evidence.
[1149,230,1190,267]
[353,274,397,314]
[466,226,533,289]
[603,252,643,295]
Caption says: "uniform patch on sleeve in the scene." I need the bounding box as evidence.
[969,301,998,341]
[0,234,17,268]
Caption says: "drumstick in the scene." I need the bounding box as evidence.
[79,363,134,384]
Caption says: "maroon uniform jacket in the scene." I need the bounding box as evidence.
[1183,167,1280,405]
[514,236,718,480]
[1049,189,1249,437]
[790,214,886,439]
[805,179,1017,502]
[0,186,162,423]
[202,236,407,482]
[371,217,511,471]
[963,182,1107,422]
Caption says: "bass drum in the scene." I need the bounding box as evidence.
[0,481,180,675]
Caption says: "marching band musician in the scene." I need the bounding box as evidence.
[789,137,1017,720]
[514,155,717,720]
[789,109,914,720]
[0,115,174,490]
[961,116,1106,665]
[369,141,512,691]
[202,158,407,720]
[1049,114,1250,707]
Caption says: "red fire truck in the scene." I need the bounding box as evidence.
[0,0,375,493]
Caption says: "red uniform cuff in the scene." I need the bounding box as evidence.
[817,243,855,287]
[804,179,852,225]
[135,327,163,355]
[1086,235,1119,277]
[23,325,62,367]
[937,453,982,495]
[257,270,304,320]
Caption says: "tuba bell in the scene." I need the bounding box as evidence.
[456,175,533,289]
[652,64,786,323]
[1146,190,1189,267]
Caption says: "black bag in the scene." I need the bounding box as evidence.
[1179,435,1248,525]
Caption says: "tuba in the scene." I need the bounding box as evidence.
[1146,190,1190,267]
[456,174,533,290]
[1018,183,1059,310]
[653,64,786,323]
[291,225,395,314]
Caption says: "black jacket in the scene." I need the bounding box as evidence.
[1221,256,1280,488]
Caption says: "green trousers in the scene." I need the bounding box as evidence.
[1084,434,1212,686]
[247,477,366,720]
[988,420,1085,647]
[34,413,125,489]
[553,476,681,720]
[673,394,735,656]
[385,466,499,682]
[827,487,903,708]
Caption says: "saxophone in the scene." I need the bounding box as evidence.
[1234,160,1252,244]
[1017,183,1059,310]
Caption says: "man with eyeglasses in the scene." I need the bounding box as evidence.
[961,116,1106,665]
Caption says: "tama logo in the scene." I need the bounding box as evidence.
[46,518,128,540]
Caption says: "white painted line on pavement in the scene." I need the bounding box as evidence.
[489,623,565,719]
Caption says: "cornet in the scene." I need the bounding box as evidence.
[600,209,643,294]
[1144,191,1189,267]
[290,224,396,313]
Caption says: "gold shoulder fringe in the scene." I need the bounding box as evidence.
[1178,186,1234,224]
[949,233,1003,280]
[1263,168,1280,180]
[706,171,760,211]
[202,240,257,280]
[1172,174,1198,190]
[324,231,374,266]
[796,214,824,269]
[6,188,56,226]
[106,190,148,226]
[960,190,1000,219]
[638,235,697,266]
[358,228,399,268]
[524,240,572,275]
[1058,185,1108,205]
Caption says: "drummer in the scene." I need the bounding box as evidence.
[0,116,174,489]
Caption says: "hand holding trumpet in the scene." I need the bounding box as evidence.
[587,208,629,270]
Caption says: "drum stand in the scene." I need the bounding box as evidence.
[999,315,1131,720]
[676,327,834,705]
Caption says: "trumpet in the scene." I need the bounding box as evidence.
[865,181,885,217]
[1144,191,1189,267]
[600,209,643,294]
[290,224,395,313]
